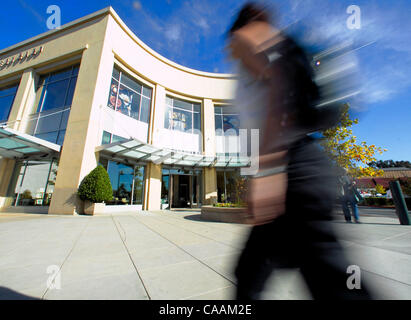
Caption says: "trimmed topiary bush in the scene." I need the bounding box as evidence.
[78,165,113,203]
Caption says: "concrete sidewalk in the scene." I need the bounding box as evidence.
[0,210,410,300]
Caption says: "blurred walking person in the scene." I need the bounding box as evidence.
[227,2,371,300]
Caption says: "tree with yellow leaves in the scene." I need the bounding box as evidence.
[320,104,386,178]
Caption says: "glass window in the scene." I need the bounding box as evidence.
[140,97,151,123]
[102,131,112,145]
[56,130,66,146]
[72,65,80,76]
[105,160,145,206]
[0,83,19,122]
[35,113,62,134]
[214,105,240,134]
[142,86,152,99]
[217,170,247,204]
[10,160,58,206]
[121,73,142,93]
[165,96,202,134]
[112,133,125,143]
[65,76,77,106]
[106,67,152,124]
[101,130,126,145]
[32,64,79,145]
[40,80,68,112]
[49,67,72,82]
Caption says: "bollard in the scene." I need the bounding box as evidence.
[389,181,410,225]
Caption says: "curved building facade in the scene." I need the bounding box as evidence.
[0,7,248,214]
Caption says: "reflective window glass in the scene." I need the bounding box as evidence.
[193,111,201,131]
[49,67,72,82]
[0,83,19,122]
[102,131,112,145]
[112,68,120,80]
[121,73,142,93]
[35,131,58,144]
[72,65,80,76]
[39,80,68,112]
[140,97,150,123]
[56,130,66,145]
[59,109,70,130]
[11,160,57,206]
[0,84,18,97]
[174,99,192,111]
[165,96,202,134]
[142,86,152,99]
[107,78,119,110]
[107,67,152,125]
[34,111,62,134]
[0,95,16,122]
[112,134,126,143]
[65,76,77,106]
[33,64,78,145]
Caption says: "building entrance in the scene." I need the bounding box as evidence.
[161,168,202,209]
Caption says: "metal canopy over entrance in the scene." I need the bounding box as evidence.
[96,138,251,168]
[0,127,61,160]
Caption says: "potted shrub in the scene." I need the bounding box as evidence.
[77,165,113,215]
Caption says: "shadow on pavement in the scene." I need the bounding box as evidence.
[183,214,225,224]
[0,287,40,300]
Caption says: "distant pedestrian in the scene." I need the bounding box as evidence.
[340,175,363,223]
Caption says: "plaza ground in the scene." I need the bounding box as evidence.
[0,208,410,300]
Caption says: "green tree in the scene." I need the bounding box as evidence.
[320,104,386,178]
[78,165,113,203]
[369,160,411,169]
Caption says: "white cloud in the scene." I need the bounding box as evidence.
[132,1,142,11]
[165,24,181,42]
[19,0,45,24]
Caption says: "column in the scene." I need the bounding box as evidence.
[48,37,115,214]
[0,69,37,209]
[7,68,37,131]
[145,162,162,210]
[0,158,17,209]
[203,167,217,205]
[202,98,217,205]
[150,84,166,146]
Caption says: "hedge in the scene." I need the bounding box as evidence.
[359,197,411,208]
[78,165,113,203]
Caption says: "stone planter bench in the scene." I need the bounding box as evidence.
[201,205,248,224]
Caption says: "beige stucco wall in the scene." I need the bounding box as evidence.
[0,7,237,213]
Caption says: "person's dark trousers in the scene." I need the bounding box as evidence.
[341,198,352,221]
[235,137,372,300]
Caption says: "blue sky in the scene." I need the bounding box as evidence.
[1,0,411,161]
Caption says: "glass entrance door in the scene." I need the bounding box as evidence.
[161,168,202,209]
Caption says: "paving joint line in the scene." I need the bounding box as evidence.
[111,215,151,300]
[179,285,234,300]
[41,217,91,300]
[131,215,237,287]
[361,269,411,288]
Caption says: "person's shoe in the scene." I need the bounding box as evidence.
[346,220,352,223]
[354,220,361,224]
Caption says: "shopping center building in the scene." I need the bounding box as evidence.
[0,7,250,214]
